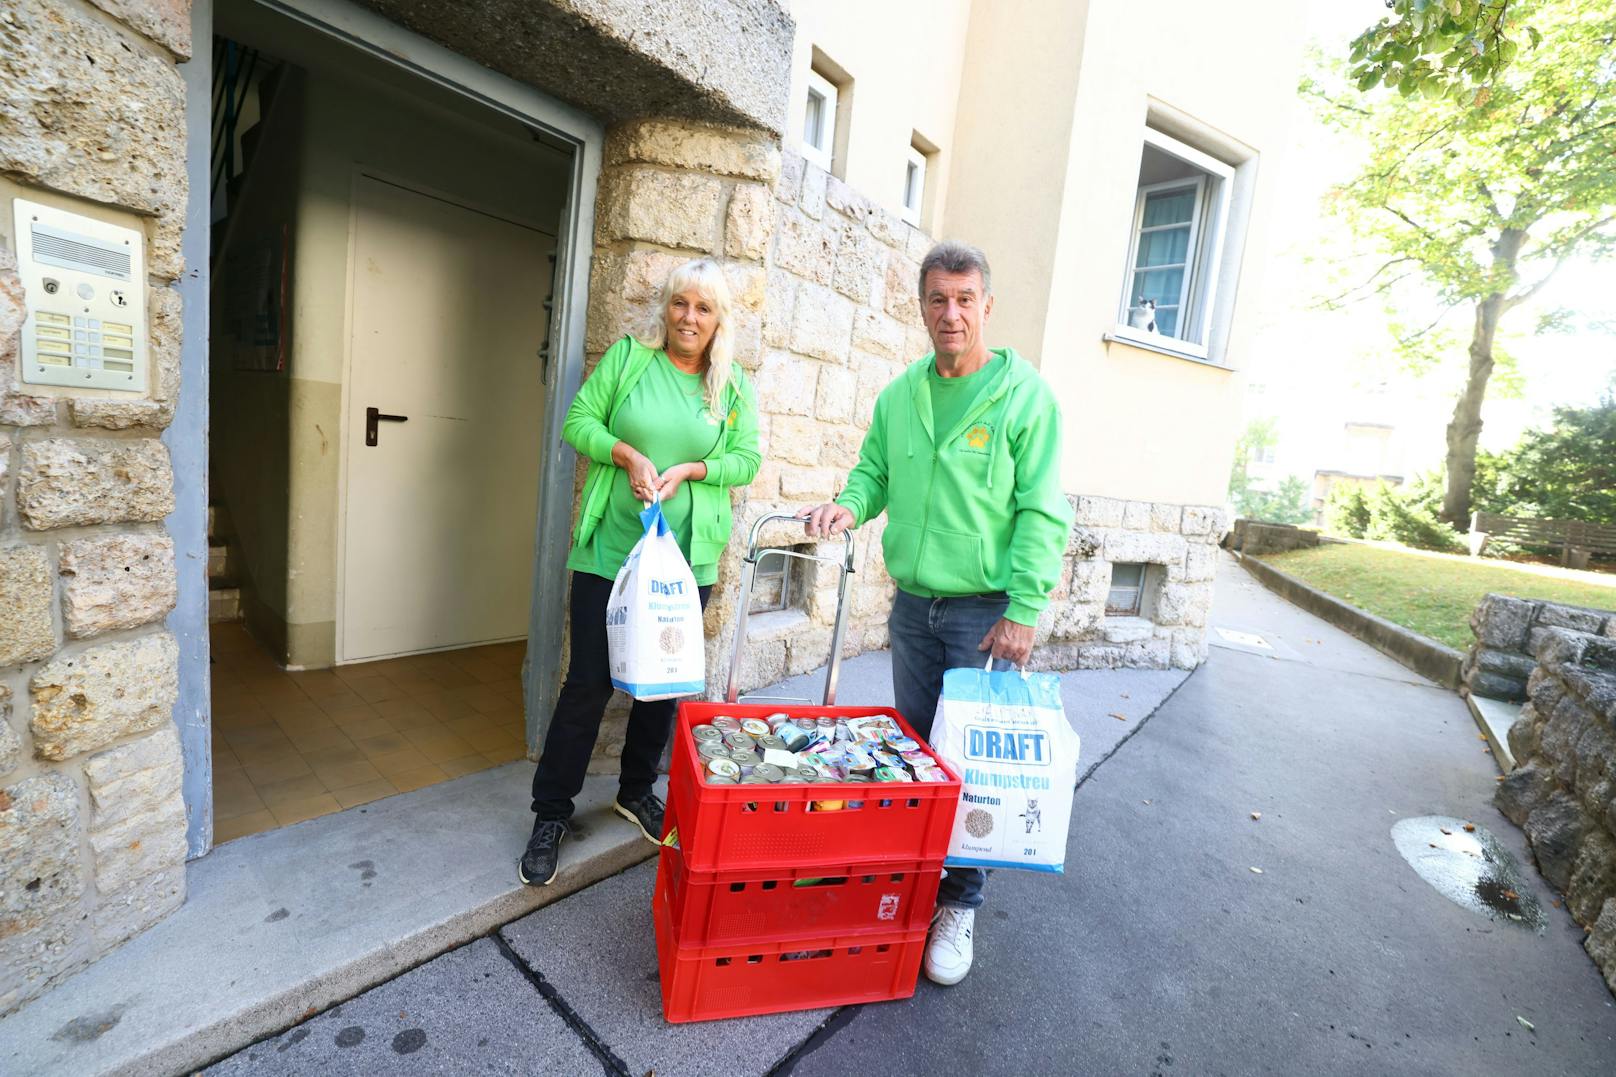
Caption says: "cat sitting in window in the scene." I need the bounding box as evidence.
[1128,298,1157,333]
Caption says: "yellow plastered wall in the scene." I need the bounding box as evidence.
[946,0,1306,507]
[781,0,973,231]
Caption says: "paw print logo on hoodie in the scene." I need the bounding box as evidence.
[962,423,994,454]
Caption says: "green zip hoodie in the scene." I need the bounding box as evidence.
[564,335,760,569]
[836,347,1072,626]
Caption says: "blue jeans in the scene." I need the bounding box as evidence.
[889,588,1013,910]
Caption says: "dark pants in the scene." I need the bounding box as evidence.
[529,572,712,821]
[890,588,1015,910]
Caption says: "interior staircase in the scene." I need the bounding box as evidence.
[207,501,241,623]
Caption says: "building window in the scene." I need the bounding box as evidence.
[1106,563,1147,617]
[749,544,813,616]
[802,68,838,171]
[1116,127,1235,357]
[901,144,928,226]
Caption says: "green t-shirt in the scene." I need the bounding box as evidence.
[928,353,1004,445]
[567,352,725,585]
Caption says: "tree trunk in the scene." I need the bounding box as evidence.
[1441,229,1524,525]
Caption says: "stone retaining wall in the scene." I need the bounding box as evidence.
[0,0,191,1015]
[1465,593,1616,702]
[1496,627,1616,996]
[1225,518,1320,556]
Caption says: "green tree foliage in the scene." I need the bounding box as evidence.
[1315,0,1616,525]
[1236,476,1317,527]
[1365,479,1468,552]
[1351,0,1536,99]
[1227,419,1315,525]
[1325,483,1374,538]
[1472,395,1616,523]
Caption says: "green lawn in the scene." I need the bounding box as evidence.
[1258,542,1616,650]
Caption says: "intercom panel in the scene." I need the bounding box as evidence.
[12,198,148,393]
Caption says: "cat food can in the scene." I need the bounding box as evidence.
[756,734,788,753]
[900,750,932,769]
[692,724,723,743]
[707,758,740,780]
[766,713,793,731]
[791,765,822,782]
[794,717,818,733]
[740,773,772,785]
[777,725,809,752]
[707,775,738,785]
[711,716,742,732]
[873,766,905,783]
[780,773,810,784]
[697,741,729,762]
[740,718,772,738]
[723,731,756,751]
[885,736,920,754]
[752,762,785,784]
[729,749,761,776]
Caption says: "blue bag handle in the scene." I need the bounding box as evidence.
[638,491,670,537]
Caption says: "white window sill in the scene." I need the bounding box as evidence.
[1103,326,1233,370]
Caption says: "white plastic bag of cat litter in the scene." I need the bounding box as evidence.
[932,658,1080,873]
[606,498,705,701]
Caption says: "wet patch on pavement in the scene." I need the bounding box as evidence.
[1391,815,1545,931]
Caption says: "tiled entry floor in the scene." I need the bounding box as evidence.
[210,623,529,842]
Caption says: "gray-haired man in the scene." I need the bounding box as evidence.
[801,241,1071,984]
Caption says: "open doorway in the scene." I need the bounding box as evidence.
[203,0,580,842]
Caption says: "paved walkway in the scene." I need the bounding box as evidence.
[201,554,1616,1073]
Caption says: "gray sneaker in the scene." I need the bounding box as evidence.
[518,819,568,886]
[614,792,665,844]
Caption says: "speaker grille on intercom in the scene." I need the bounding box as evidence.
[30,222,133,281]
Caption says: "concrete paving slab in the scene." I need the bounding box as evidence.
[500,859,833,1077]
[203,938,602,1076]
[785,560,1616,1076]
[0,765,660,1077]
[1210,549,1438,684]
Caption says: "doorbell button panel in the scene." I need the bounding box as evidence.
[12,198,147,393]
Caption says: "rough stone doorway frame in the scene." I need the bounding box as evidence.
[182,0,602,855]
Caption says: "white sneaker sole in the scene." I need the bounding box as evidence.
[614,801,661,844]
[923,959,970,986]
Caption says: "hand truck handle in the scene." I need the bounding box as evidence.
[724,513,857,705]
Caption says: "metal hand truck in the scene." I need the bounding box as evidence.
[723,512,856,706]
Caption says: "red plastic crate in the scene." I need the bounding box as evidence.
[668,703,962,874]
[656,841,943,947]
[653,868,927,1023]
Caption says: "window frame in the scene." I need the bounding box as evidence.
[802,69,838,171]
[1105,562,1147,618]
[900,144,927,226]
[1111,127,1236,361]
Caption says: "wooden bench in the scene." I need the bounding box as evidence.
[1469,511,1616,568]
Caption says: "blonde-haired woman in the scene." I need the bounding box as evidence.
[520,258,760,886]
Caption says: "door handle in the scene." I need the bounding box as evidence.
[365,406,408,446]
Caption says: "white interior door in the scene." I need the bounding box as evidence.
[341,174,553,662]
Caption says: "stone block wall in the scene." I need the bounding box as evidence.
[575,128,1226,768]
[1495,627,1616,996]
[0,0,191,1015]
[1036,497,1226,671]
[1464,593,1616,702]
[1225,518,1320,556]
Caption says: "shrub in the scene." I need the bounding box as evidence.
[1365,482,1466,553]
[1324,484,1373,538]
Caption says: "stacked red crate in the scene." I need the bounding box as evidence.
[654,702,963,1023]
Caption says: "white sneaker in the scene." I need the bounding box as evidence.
[924,906,975,986]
